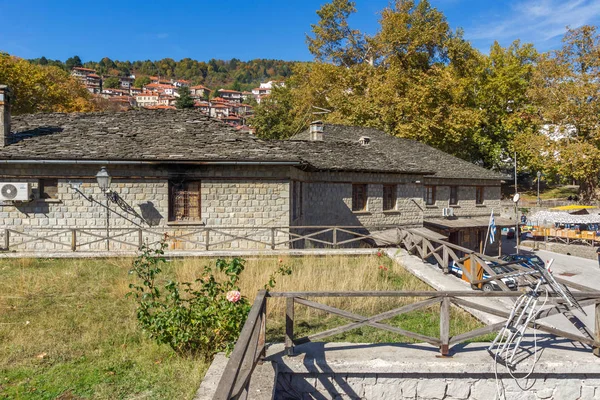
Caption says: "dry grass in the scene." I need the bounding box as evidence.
[0,253,486,399]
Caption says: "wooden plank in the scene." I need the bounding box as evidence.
[440,297,450,356]
[71,229,77,251]
[295,297,442,344]
[293,297,441,346]
[449,322,506,345]
[452,297,596,346]
[594,301,600,357]
[4,228,9,250]
[285,297,294,356]
[474,255,511,291]
[213,290,267,400]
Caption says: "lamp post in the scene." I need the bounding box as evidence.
[96,167,112,250]
[537,171,542,207]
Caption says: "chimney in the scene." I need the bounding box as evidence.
[0,85,11,147]
[309,120,324,141]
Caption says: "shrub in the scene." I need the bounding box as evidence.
[127,240,290,360]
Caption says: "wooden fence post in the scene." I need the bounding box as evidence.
[442,245,449,274]
[205,228,210,251]
[440,297,450,356]
[594,300,600,357]
[138,228,143,250]
[469,254,477,289]
[333,227,337,248]
[4,229,9,251]
[285,297,295,356]
[271,227,276,250]
[71,229,77,252]
[258,301,267,364]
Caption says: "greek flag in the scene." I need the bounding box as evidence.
[489,211,496,244]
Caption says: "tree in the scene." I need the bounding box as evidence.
[65,55,83,70]
[134,76,151,88]
[175,86,195,109]
[103,76,121,89]
[516,25,600,201]
[0,53,94,115]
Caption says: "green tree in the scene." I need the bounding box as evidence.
[134,76,151,88]
[0,53,94,114]
[65,55,83,70]
[103,76,121,89]
[175,86,195,109]
[516,25,600,201]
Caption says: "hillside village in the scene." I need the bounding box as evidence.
[71,66,284,133]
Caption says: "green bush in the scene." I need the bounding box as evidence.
[127,240,290,360]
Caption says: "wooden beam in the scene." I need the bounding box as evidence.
[440,298,450,356]
[449,322,506,345]
[293,297,441,346]
[285,297,294,356]
[268,291,600,298]
[295,297,442,344]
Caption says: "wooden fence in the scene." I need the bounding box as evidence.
[214,289,600,400]
[1,225,401,252]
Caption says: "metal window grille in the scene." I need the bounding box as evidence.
[425,186,436,205]
[383,184,397,211]
[352,184,367,211]
[170,181,201,221]
[449,186,458,205]
[476,186,484,205]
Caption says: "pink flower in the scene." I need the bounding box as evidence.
[226,291,241,303]
[377,252,382,257]
[379,265,384,269]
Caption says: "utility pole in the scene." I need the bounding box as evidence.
[514,152,519,255]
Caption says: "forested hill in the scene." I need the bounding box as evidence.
[28,56,298,90]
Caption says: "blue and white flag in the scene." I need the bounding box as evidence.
[489,211,496,244]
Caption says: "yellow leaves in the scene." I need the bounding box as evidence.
[0,53,94,115]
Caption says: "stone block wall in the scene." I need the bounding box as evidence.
[0,164,290,251]
[423,178,502,219]
[277,373,600,400]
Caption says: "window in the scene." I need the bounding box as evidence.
[476,186,484,205]
[449,186,458,206]
[383,184,397,211]
[169,181,201,222]
[39,178,58,199]
[425,185,436,206]
[292,181,303,220]
[352,184,368,211]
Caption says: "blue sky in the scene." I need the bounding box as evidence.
[1,0,599,62]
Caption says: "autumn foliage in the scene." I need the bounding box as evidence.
[0,53,95,115]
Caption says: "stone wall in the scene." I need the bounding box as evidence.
[423,178,502,219]
[0,164,290,251]
[277,372,598,399]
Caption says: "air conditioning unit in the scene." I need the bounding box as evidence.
[442,207,454,217]
[0,183,32,201]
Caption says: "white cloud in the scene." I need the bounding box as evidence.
[467,0,600,47]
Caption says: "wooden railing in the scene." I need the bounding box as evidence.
[1,225,402,252]
[214,290,600,399]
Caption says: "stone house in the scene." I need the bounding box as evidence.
[0,85,509,253]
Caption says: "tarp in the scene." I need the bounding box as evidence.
[527,210,600,225]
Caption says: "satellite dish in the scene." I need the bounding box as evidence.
[513,193,520,203]
[1,184,18,200]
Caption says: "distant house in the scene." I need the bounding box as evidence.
[135,92,159,107]
[71,67,102,94]
[158,95,177,107]
[129,87,143,96]
[217,89,243,103]
[190,85,211,99]
[119,76,135,90]
[172,79,191,87]
[143,83,178,96]
[210,103,230,119]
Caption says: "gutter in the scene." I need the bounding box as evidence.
[0,160,302,166]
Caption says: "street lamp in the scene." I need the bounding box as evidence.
[96,167,112,250]
[537,171,542,207]
[96,166,112,193]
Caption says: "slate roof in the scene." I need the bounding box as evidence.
[4,110,299,163]
[289,124,508,181]
[2,110,505,179]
